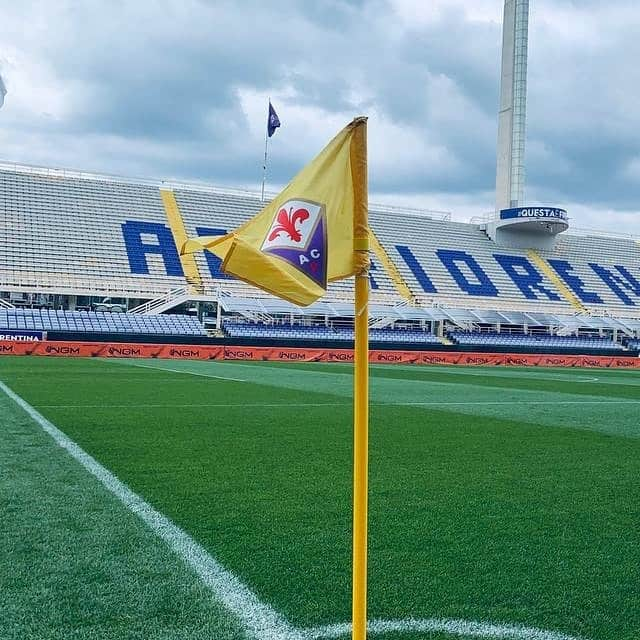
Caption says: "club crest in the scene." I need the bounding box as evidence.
[261,199,327,288]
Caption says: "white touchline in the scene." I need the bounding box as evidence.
[0,380,594,640]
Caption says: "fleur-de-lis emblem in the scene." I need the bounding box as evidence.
[261,198,327,287]
[267,206,310,243]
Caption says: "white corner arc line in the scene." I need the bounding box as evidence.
[0,380,300,640]
[304,618,589,640]
[0,380,595,640]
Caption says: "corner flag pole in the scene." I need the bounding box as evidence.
[351,117,369,640]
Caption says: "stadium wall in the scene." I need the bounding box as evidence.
[1,340,638,368]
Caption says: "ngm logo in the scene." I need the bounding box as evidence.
[544,358,570,366]
[225,350,254,359]
[422,355,448,364]
[376,353,402,362]
[169,349,201,358]
[278,351,307,360]
[108,347,141,357]
[466,356,492,365]
[329,352,354,362]
[46,345,80,355]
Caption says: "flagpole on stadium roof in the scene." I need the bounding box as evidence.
[261,122,269,202]
[262,99,281,202]
[350,116,369,640]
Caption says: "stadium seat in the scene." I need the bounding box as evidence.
[222,321,441,345]
[0,309,206,337]
[448,330,624,352]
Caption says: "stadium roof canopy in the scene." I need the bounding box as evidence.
[219,296,440,320]
[217,296,639,332]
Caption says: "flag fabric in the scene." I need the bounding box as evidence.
[182,117,368,306]
[267,101,281,137]
[0,74,6,109]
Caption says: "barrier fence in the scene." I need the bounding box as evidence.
[0,340,639,368]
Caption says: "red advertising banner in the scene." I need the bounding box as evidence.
[0,340,638,369]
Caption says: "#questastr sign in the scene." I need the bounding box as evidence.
[500,207,568,221]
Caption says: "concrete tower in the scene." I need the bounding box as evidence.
[495,0,530,212]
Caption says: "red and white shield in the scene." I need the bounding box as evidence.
[261,199,327,288]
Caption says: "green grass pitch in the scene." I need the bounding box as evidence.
[0,355,638,640]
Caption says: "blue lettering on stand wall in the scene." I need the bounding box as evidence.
[369,260,380,290]
[395,245,437,293]
[122,221,183,276]
[436,249,498,297]
[547,259,603,304]
[615,266,640,294]
[589,263,640,305]
[493,254,561,301]
[195,226,232,279]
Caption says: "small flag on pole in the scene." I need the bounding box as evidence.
[267,101,281,137]
[182,117,368,307]
[0,73,7,109]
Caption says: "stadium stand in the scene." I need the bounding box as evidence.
[1,162,639,347]
[0,308,206,336]
[448,330,624,352]
[0,165,395,300]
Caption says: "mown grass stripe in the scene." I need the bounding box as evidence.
[32,399,640,409]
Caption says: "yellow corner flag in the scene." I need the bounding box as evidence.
[181,117,369,306]
[184,117,370,640]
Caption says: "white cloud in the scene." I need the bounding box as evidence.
[0,0,638,235]
[390,0,502,25]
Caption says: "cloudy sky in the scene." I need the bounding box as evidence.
[1,0,639,233]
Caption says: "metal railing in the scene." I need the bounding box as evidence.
[128,286,192,314]
[0,159,453,222]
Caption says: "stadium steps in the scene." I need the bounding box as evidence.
[526,250,588,314]
[0,299,15,309]
[128,286,198,314]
